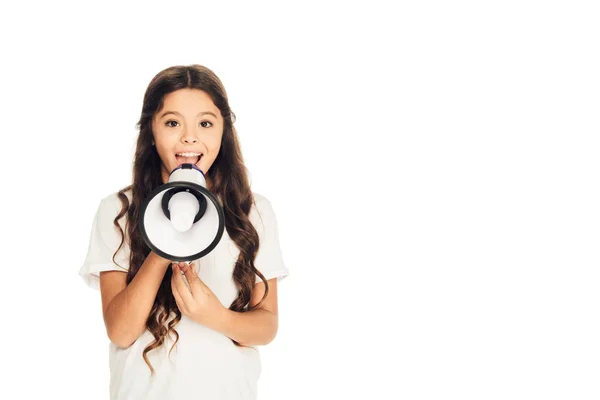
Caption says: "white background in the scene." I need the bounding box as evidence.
[0,1,598,399]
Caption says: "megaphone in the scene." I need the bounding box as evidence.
[138,163,225,262]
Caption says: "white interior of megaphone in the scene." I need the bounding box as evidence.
[143,187,220,259]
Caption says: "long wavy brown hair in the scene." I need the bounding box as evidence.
[109,64,269,375]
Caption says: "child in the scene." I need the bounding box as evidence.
[79,64,290,400]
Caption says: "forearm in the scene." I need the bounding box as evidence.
[105,251,170,347]
[217,308,278,346]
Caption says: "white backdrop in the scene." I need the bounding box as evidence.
[1,1,599,399]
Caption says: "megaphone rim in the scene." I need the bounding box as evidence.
[138,181,226,262]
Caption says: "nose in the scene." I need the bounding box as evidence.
[181,125,198,144]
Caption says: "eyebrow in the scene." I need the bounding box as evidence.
[159,110,218,119]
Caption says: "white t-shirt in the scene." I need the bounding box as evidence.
[79,188,289,400]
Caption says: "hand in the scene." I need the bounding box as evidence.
[171,261,226,330]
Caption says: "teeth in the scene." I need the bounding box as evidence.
[176,152,202,157]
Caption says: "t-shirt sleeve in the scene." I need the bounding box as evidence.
[79,196,130,290]
[253,197,290,284]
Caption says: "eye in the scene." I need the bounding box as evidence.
[200,120,213,128]
[166,120,179,128]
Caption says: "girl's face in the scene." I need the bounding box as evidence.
[152,88,224,186]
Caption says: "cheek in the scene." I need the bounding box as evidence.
[155,145,168,159]
[206,141,222,159]
[155,145,175,166]
[155,136,176,154]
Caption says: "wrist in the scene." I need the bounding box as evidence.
[214,306,233,334]
[149,251,171,268]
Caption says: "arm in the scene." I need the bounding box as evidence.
[99,251,171,348]
[218,278,280,346]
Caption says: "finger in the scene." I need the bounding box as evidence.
[172,261,186,274]
[180,261,200,280]
[181,262,203,288]
[171,273,186,313]
[172,264,195,305]
[182,262,210,298]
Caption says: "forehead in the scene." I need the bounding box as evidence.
[159,89,221,118]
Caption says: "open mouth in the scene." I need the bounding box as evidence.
[175,152,203,166]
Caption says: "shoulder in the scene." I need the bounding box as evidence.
[251,191,271,209]
[96,187,132,226]
[251,192,274,216]
[99,187,132,209]
[250,192,279,229]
